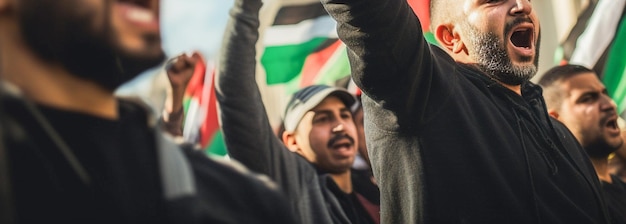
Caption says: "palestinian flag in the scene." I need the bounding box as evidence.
[261,0,433,87]
[257,0,350,127]
[260,1,348,88]
[257,0,434,126]
[182,59,227,156]
[558,0,626,117]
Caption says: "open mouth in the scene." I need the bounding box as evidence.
[330,140,354,158]
[510,28,533,49]
[115,0,159,29]
[331,141,352,150]
[606,118,619,131]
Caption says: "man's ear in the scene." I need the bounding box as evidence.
[282,131,299,153]
[435,24,465,54]
[548,109,559,119]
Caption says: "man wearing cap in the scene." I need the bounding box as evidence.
[215,0,378,223]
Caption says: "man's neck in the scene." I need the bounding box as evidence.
[460,63,523,95]
[330,171,353,193]
[609,155,626,182]
[590,156,612,183]
[1,41,118,119]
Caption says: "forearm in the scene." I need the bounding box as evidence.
[323,0,426,91]
[322,0,440,125]
[215,0,276,174]
[162,106,184,136]
[169,88,185,113]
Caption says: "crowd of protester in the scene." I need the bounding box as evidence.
[1,0,625,223]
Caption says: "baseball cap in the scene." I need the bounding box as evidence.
[283,85,356,132]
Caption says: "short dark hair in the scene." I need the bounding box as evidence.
[538,64,593,88]
[538,64,595,110]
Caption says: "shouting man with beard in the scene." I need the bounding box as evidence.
[320,0,610,223]
[540,64,626,224]
[0,0,295,223]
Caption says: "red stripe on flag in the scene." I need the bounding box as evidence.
[200,71,220,148]
[185,58,208,100]
[407,0,430,32]
[299,40,343,87]
[184,59,220,149]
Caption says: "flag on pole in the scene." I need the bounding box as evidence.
[182,59,227,156]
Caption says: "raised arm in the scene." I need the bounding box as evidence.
[162,53,200,136]
[321,0,454,126]
[215,0,296,179]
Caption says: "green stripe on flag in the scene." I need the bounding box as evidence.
[424,32,438,46]
[205,130,228,157]
[314,46,351,84]
[183,98,192,115]
[603,16,626,114]
[262,37,328,84]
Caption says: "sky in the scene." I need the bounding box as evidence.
[161,0,234,59]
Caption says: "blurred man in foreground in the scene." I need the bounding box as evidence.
[0,0,294,223]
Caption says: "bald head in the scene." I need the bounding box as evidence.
[429,0,457,34]
[428,0,540,87]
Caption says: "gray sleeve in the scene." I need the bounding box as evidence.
[215,0,307,197]
[321,0,455,129]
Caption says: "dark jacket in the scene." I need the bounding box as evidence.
[215,0,353,223]
[321,0,610,223]
[3,89,295,224]
[602,175,626,224]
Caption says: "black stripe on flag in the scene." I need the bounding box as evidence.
[272,3,328,26]
[561,0,599,61]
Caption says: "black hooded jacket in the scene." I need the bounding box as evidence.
[321,0,611,223]
[2,91,295,224]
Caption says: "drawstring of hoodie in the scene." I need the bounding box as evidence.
[483,75,559,175]
[509,98,559,176]
[525,98,561,176]
[496,83,560,176]
[514,111,542,224]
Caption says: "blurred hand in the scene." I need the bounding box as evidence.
[166,52,202,91]
[163,51,203,136]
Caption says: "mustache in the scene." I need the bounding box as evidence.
[327,133,355,148]
[504,17,533,37]
[600,111,619,124]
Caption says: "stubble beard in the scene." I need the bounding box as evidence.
[18,0,165,92]
[461,21,539,86]
[585,138,622,159]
